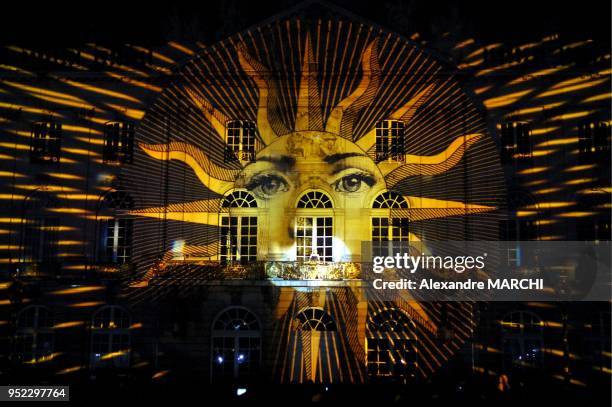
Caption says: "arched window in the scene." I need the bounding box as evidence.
[366,308,417,380]
[15,306,54,363]
[375,119,405,162]
[585,311,611,372]
[225,120,256,162]
[372,191,409,209]
[371,192,410,257]
[21,191,60,265]
[296,192,333,262]
[91,306,131,368]
[501,311,544,370]
[297,191,333,209]
[211,307,261,381]
[294,307,336,331]
[221,191,257,208]
[219,191,258,265]
[98,191,134,264]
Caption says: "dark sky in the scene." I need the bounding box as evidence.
[0,0,610,47]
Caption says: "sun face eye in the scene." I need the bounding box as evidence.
[333,172,376,193]
[247,173,290,198]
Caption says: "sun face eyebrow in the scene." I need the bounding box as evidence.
[257,155,296,171]
[323,152,367,164]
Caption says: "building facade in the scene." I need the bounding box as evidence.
[0,2,609,398]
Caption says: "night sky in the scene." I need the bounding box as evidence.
[0,0,609,48]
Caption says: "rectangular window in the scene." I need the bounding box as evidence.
[578,121,611,163]
[375,120,405,162]
[371,218,410,257]
[23,217,59,263]
[30,121,61,164]
[296,217,333,262]
[225,120,256,162]
[103,121,134,164]
[366,338,416,379]
[500,122,531,164]
[220,216,258,264]
[105,219,133,264]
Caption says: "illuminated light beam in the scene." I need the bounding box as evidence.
[1,80,84,102]
[506,65,571,85]
[69,301,105,308]
[548,111,594,122]
[564,178,595,186]
[45,172,84,181]
[521,202,574,210]
[77,48,148,77]
[105,71,162,92]
[0,142,30,150]
[100,349,130,361]
[169,41,195,55]
[152,370,170,380]
[0,194,25,200]
[0,64,34,75]
[474,85,492,95]
[129,44,175,64]
[47,208,90,214]
[531,127,559,136]
[0,101,63,116]
[53,321,85,329]
[52,78,141,105]
[483,90,533,109]
[104,104,144,120]
[581,93,612,103]
[563,164,597,172]
[56,365,85,375]
[464,43,501,60]
[534,187,563,195]
[537,78,608,98]
[535,138,579,148]
[50,285,104,295]
[517,166,549,175]
[453,38,475,50]
[476,58,532,77]
[505,102,566,118]
[30,93,98,110]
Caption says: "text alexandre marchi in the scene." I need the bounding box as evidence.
[371,253,544,291]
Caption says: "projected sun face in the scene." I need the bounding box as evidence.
[133,34,497,263]
[120,20,507,382]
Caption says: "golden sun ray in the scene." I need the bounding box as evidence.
[295,33,323,131]
[237,45,284,143]
[184,87,228,141]
[380,133,483,182]
[325,39,380,135]
[355,82,435,151]
[139,142,239,194]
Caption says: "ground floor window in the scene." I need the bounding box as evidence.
[90,306,131,369]
[220,216,257,264]
[366,308,417,381]
[296,217,333,262]
[212,307,261,381]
